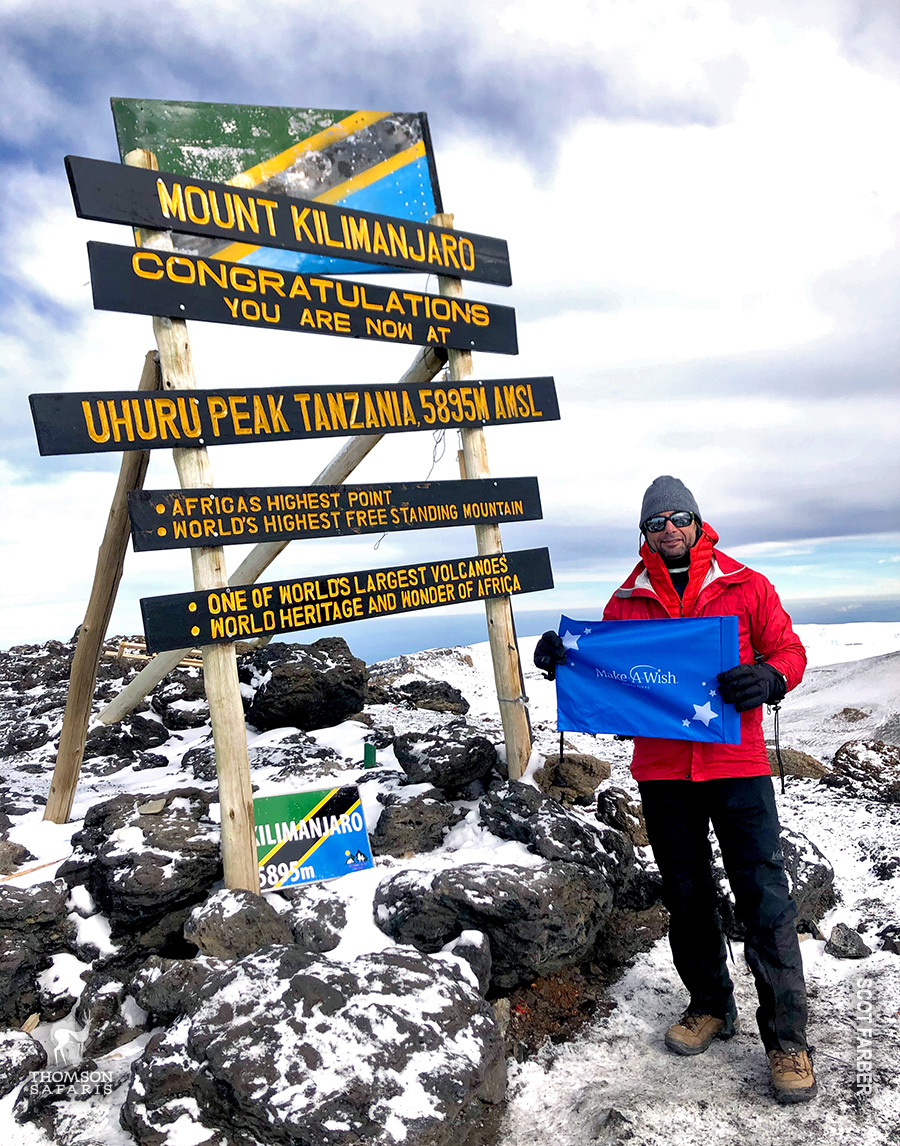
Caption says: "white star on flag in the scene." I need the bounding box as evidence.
[561,631,581,650]
[682,719,691,727]
[709,688,718,697]
[584,627,592,634]
[692,702,719,727]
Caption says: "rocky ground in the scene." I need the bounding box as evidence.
[0,624,897,1145]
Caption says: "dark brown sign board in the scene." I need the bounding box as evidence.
[128,477,542,551]
[141,547,553,653]
[29,379,558,456]
[86,242,518,354]
[66,156,511,287]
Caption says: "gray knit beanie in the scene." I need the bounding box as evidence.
[640,476,701,529]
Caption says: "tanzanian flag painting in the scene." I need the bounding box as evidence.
[555,616,742,744]
[111,98,442,276]
[254,785,373,891]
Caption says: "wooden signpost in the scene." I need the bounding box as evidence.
[38,99,559,894]
[126,477,542,551]
[30,378,558,455]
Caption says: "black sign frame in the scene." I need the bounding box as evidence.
[128,477,542,551]
[86,242,518,354]
[29,379,558,456]
[141,547,553,652]
[66,155,511,287]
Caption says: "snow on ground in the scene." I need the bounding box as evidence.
[1,622,898,1144]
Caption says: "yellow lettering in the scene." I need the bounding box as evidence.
[197,259,227,289]
[234,196,259,234]
[207,396,229,437]
[209,189,235,229]
[291,206,315,243]
[229,396,251,435]
[257,269,285,297]
[257,198,278,236]
[82,400,110,443]
[184,186,210,225]
[133,251,163,280]
[156,180,185,222]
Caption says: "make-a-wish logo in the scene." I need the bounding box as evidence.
[628,664,679,689]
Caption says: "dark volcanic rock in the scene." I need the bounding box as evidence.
[149,671,209,730]
[825,922,872,959]
[443,930,492,995]
[767,747,830,779]
[82,713,170,762]
[76,971,148,1056]
[877,924,900,954]
[0,640,73,690]
[0,879,75,1027]
[479,782,635,896]
[394,679,470,714]
[596,786,649,848]
[183,737,344,784]
[393,725,497,791]
[373,861,614,990]
[121,946,505,1146]
[57,789,222,955]
[780,828,839,925]
[535,752,611,806]
[184,889,294,958]
[822,739,900,803]
[279,885,348,954]
[0,840,33,875]
[0,1032,46,1097]
[0,721,53,757]
[241,638,367,732]
[371,791,456,857]
[133,955,231,1025]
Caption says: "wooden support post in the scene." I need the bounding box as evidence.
[43,350,160,824]
[123,149,258,893]
[433,213,533,779]
[97,344,447,725]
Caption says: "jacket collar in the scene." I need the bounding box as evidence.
[614,523,750,615]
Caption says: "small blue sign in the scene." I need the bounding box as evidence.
[254,785,373,890]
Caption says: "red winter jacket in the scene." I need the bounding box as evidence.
[602,524,807,782]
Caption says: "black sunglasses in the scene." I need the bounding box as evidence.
[643,511,696,533]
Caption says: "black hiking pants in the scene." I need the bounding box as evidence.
[637,775,808,1052]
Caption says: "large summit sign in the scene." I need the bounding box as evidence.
[41,95,554,898]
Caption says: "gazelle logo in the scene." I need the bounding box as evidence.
[50,1027,88,1067]
[628,664,678,689]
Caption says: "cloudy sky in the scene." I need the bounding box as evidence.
[2,0,899,662]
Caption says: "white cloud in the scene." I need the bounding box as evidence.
[2,0,898,651]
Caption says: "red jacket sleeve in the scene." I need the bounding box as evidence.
[746,573,807,692]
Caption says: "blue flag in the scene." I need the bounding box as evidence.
[555,615,741,744]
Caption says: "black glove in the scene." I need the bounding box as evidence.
[716,662,786,712]
[534,630,567,680]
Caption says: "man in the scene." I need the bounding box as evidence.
[534,476,816,1104]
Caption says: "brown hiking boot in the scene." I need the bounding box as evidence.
[665,1010,737,1056]
[768,1048,818,1103]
